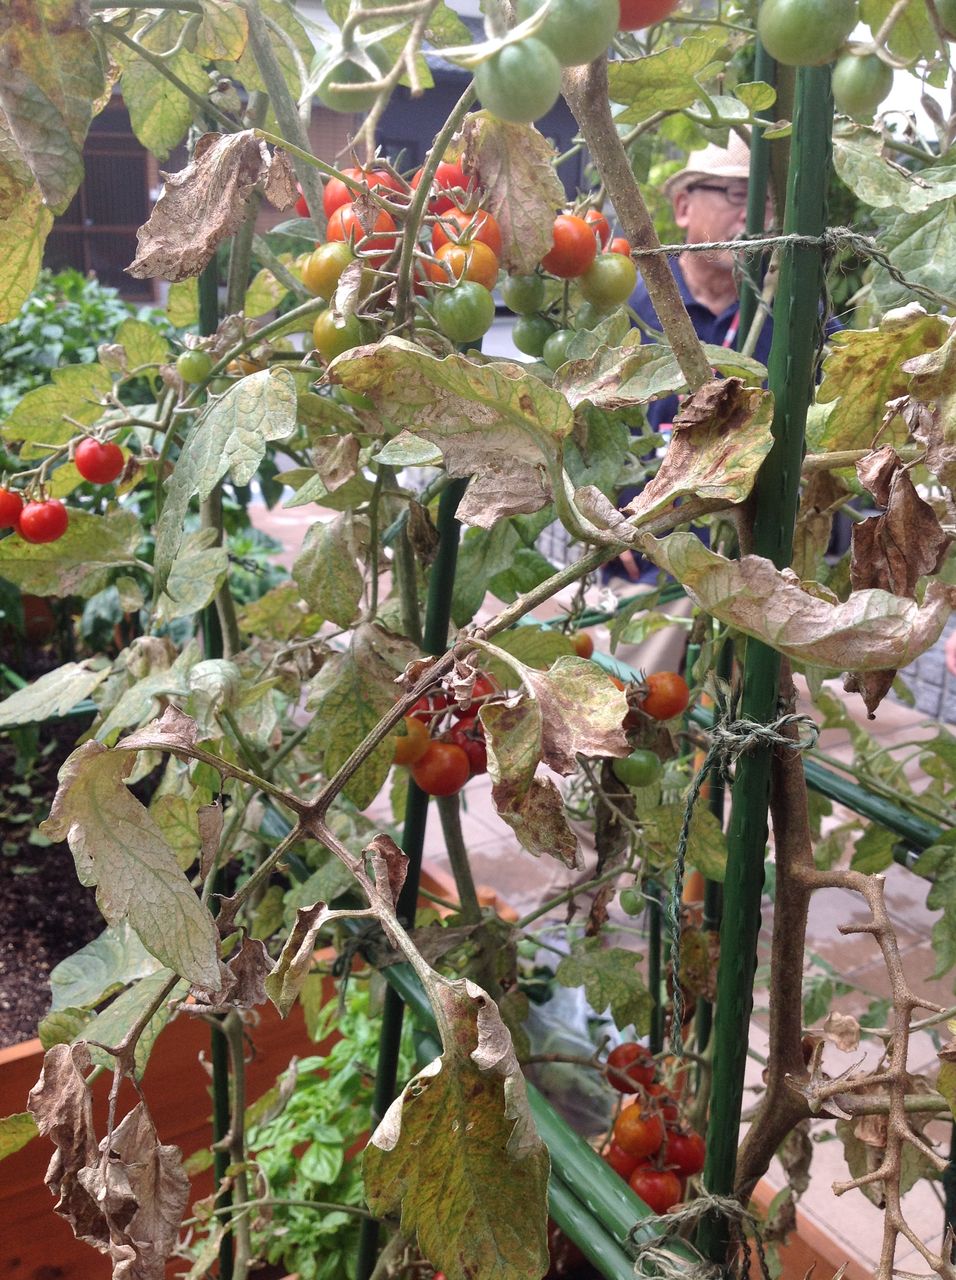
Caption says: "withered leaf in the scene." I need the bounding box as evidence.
[365,833,408,911]
[265,902,330,1017]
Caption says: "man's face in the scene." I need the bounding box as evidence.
[672,179,753,267]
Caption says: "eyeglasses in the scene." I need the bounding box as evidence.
[685,182,751,208]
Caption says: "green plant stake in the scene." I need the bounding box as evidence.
[697,63,834,1266]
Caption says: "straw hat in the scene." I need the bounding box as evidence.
[662,134,752,197]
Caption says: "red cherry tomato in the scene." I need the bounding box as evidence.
[322,167,403,219]
[411,161,475,214]
[607,1042,656,1093]
[662,1130,706,1177]
[409,691,452,727]
[431,207,503,258]
[608,236,632,256]
[19,498,69,544]
[636,671,690,720]
[541,214,597,279]
[392,715,431,767]
[446,714,487,776]
[0,487,23,529]
[612,1104,665,1159]
[75,438,124,485]
[618,0,680,31]
[627,1164,683,1214]
[295,187,310,217]
[604,1142,640,1180]
[584,208,612,248]
[646,1083,680,1125]
[411,741,472,796]
[326,204,398,267]
[571,631,594,659]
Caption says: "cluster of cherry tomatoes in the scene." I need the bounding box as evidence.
[0,439,125,545]
[391,672,499,797]
[602,1041,705,1215]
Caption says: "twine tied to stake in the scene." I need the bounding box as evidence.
[628,1189,772,1280]
[666,711,819,1058]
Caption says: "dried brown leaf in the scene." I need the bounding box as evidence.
[365,833,408,911]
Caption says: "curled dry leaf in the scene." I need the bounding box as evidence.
[823,1011,862,1054]
[264,902,331,1017]
[365,833,408,911]
[128,131,289,282]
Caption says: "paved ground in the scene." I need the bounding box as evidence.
[250,495,955,1275]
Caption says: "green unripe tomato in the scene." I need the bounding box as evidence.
[303,241,355,299]
[579,253,638,308]
[176,349,214,384]
[756,0,857,66]
[516,0,619,66]
[512,313,556,357]
[542,328,575,371]
[433,281,495,344]
[612,749,662,788]
[312,310,365,361]
[474,37,563,124]
[501,273,547,315]
[314,43,391,113]
[619,886,642,916]
[831,53,894,118]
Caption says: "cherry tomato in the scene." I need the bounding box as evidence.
[584,209,612,248]
[411,161,475,215]
[662,1130,706,1177]
[314,44,391,113]
[303,242,355,300]
[831,53,894,118]
[604,1142,640,1180]
[646,1083,680,1125]
[541,214,597,279]
[19,498,69,544]
[446,715,488,776]
[627,1164,682,1214]
[613,1104,665,1159]
[607,1043,656,1093]
[571,631,594,658]
[393,715,431,767]
[617,0,680,31]
[429,240,500,291]
[580,253,638,307]
[433,281,495,344]
[608,236,632,256]
[474,37,563,124]
[409,692,452,727]
[0,487,24,529]
[322,167,403,219]
[637,671,690,721]
[516,0,619,66]
[501,273,547,315]
[432,207,503,258]
[411,740,472,796]
[512,314,555,357]
[756,0,857,67]
[612,749,662,788]
[176,349,214,384]
[543,328,575,371]
[619,886,642,916]
[75,438,124,485]
[327,204,398,267]
[312,310,366,362]
[295,187,310,217]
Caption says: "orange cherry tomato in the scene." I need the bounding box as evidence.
[327,204,398,268]
[637,671,690,720]
[571,631,594,659]
[322,167,403,219]
[612,1104,665,1159]
[431,207,503,258]
[411,741,471,796]
[429,241,500,290]
[604,1142,640,1179]
[392,715,431,767]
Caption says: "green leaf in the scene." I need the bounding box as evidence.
[244,266,290,318]
[485,625,575,682]
[231,0,313,100]
[149,793,203,871]
[424,1,474,45]
[0,508,142,598]
[40,738,221,989]
[833,128,956,213]
[836,1116,939,1206]
[0,1112,38,1162]
[115,317,170,370]
[111,13,209,159]
[292,513,367,628]
[937,1059,956,1121]
[195,0,249,60]
[306,622,418,809]
[734,81,776,111]
[364,982,549,1280]
[850,823,897,874]
[156,529,230,621]
[154,367,297,592]
[81,968,188,1076]
[860,0,943,61]
[49,921,164,1011]
[237,581,324,641]
[871,199,956,314]
[608,36,727,125]
[0,0,106,212]
[38,1005,95,1048]
[283,855,357,924]
[642,803,728,883]
[487,547,559,604]
[452,523,521,628]
[0,660,108,728]
[555,937,653,1033]
[3,362,112,458]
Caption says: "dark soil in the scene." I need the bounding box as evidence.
[0,682,103,1048]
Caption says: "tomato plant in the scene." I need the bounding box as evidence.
[473,38,563,124]
[541,214,597,278]
[627,1165,682,1214]
[612,749,662,788]
[18,498,68,544]
[75,438,124,485]
[607,1042,656,1092]
[637,671,690,720]
[612,1104,665,1158]
[433,281,495,344]
[756,0,858,66]
[176,349,213,384]
[411,741,472,796]
[0,487,23,529]
[617,0,680,31]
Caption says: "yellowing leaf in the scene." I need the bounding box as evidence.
[3,362,111,458]
[41,739,221,989]
[195,0,249,59]
[292,513,367,628]
[0,1112,39,1162]
[0,661,108,728]
[0,184,53,322]
[111,13,208,159]
[0,508,142,598]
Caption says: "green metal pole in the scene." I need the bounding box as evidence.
[697,64,834,1267]
[737,37,776,345]
[355,477,469,1280]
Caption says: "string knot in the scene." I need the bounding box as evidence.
[628,1190,770,1280]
